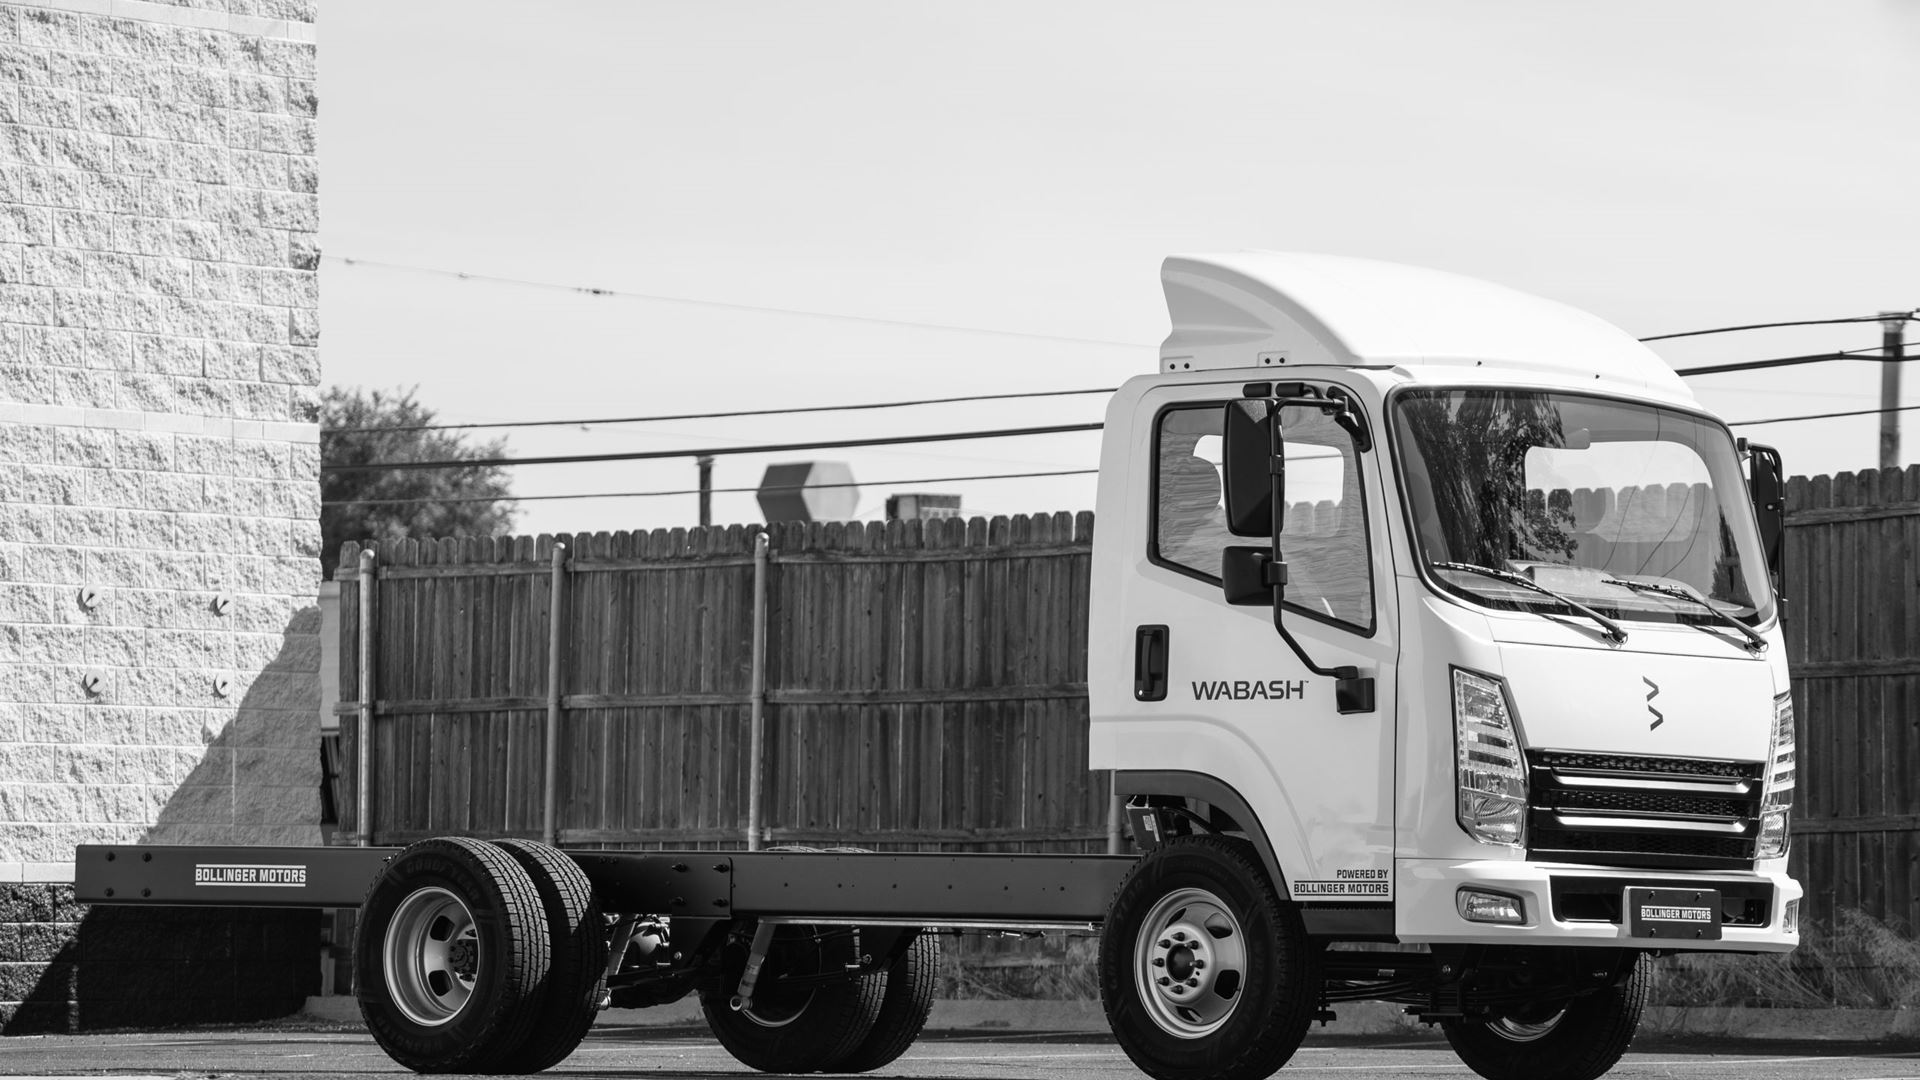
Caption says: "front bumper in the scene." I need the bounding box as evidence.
[1396,858,1801,951]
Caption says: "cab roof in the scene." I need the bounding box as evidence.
[1159,251,1691,400]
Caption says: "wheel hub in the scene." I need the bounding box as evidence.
[383,886,480,1027]
[1134,887,1248,1038]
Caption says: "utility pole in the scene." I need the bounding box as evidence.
[697,454,714,526]
[1882,313,1906,471]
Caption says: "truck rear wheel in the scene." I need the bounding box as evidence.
[1442,952,1649,1080]
[492,839,609,1072]
[356,837,551,1073]
[1099,835,1317,1080]
[700,924,886,1073]
[824,931,939,1073]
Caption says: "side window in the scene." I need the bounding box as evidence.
[1155,407,1231,579]
[1153,401,1374,632]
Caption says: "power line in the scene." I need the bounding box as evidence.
[321,422,1106,474]
[1729,403,1920,427]
[323,342,1906,440]
[327,255,1148,350]
[323,467,1101,507]
[1672,343,1911,376]
[322,340,1908,438]
[328,386,1121,435]
[1641,313,1915,342]
[334,251,1915,356]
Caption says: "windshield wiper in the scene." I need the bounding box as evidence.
[1602,578,1767,654]
[1432,561,1629,644]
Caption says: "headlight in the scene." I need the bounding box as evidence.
[1454,668,1527,847]
[1756,691,1795,859]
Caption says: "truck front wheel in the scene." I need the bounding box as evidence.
[1442,952,1649,1080]
[1099,835,1317,1080]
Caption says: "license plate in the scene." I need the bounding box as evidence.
[1625,887,1722,940]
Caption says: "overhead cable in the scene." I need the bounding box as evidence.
[321,422,1106,474]
[328,386,1121,435]
[1672,343,1909,377]
[322,341,1911,437]
[333,252,1911,352]
[327,255,1148,349]
[1728,403,1920,427]
[1641,313,1915,342]
[322,467,1102,507]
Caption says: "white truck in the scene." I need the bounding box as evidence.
[78,252,1800,1080]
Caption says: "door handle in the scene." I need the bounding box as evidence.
[1135,624,1169,702]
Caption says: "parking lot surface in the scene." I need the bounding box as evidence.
[4,1024,1920,1080]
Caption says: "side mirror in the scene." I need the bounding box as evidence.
[1746,442,1785,589]
[1222,546,1284,605]
[1223,399,1279,537]
[1218,388,1376,716]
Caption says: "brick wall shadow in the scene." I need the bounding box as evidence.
[4,614,324,1034]
[146,606,325,850]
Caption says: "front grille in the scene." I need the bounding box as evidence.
[1535,751,1755,780]
[1527,751,1764,870]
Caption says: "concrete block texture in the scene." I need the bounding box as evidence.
[0,0,322,877]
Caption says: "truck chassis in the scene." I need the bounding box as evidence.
[80,833,1661,1080]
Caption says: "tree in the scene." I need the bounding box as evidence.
[320,386,517,578]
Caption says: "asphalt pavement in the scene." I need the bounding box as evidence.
[5,1023,1920,1080]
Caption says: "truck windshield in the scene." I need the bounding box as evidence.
[1392,388,1774,626]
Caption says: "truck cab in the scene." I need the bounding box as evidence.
[1087,252,1798,1080]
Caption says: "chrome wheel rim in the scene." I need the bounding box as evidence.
[1487,1009,1566,1042]
[1133,887,1249,1038]
[383,887,479,1027]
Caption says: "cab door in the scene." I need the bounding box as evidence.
[1112,380,1400,914]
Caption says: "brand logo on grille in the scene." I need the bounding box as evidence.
[1644,677,1663,730]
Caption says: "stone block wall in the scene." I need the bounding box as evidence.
[0,0,321,1032]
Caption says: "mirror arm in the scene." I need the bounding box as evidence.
[1261,397,1374,714]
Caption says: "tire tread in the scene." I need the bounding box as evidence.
[1442,953,1649,1080]
[825,932,939,1073]
[493,838,609,1073]
[700,924,887,1073]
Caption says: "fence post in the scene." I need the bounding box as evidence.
[356,548,376,847]
[542,543,568,846]
[1107,773,1123,855]
[746,532,769,851]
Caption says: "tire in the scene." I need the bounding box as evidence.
[355,836,551,1073]
[824,931,939,1073]
[493,839,610,1072]
[699,923,887,1073]
[1442,952,1649,1080]
[1098,835,1317,1080]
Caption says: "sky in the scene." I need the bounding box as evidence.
[318,2,1920,538]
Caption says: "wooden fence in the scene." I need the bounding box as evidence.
[1784,466,1920,932]
[331,512,1108,853]
[331,465,1920,931]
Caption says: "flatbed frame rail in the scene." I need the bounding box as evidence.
[74,845,1136,925]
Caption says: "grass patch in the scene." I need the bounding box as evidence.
[1651,909,1920,1009]
[936,932,1100,1000]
